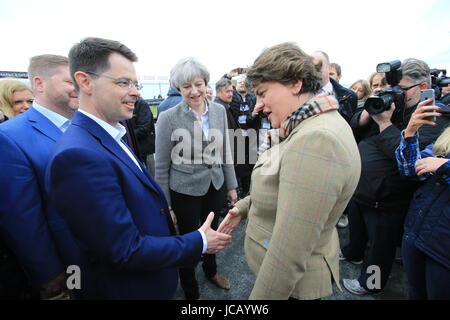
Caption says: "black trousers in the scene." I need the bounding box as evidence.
[170,185,223,300]
[341,199,406,291]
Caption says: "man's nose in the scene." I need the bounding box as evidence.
[129,87,141,97]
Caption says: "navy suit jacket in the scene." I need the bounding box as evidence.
[0,107,80,286]
[45,111,203,299]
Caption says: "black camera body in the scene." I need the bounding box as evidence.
[430,69,450,100]
[364,60,405,116]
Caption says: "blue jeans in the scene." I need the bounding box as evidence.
[402,235,450,300]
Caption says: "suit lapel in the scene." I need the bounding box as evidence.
[72,112,158,194]
[207,102,220,139]
[27,107,62,142]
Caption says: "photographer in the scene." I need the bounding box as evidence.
[341,58,450,295]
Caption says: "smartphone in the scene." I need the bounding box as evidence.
[420,89,436,122]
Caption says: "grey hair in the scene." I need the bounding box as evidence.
[313,51,330,66]
[215,78,232,92]
[402,58,431,88]
[169,57,210,90]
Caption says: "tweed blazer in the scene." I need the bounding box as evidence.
[235,108,361,300]
[155,99,237,205]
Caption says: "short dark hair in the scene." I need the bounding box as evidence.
[246,42,322,95]
[330,63,341,77]
[68,37,138,91]
[215,78,232,92]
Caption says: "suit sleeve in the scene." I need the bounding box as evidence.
[0,131,64,285]
[234,195,251,219]
[250,130,347,299]
[154,111,173,205]
[47,147,202,271]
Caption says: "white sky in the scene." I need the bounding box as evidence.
[1,0,449,87]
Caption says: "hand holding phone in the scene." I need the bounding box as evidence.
[420,89,436,121]
[404,93,441,138]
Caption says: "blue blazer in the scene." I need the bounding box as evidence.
[0,107,79,286]
[45,111,203,299]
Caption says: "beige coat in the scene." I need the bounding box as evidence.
[235,108,361,300]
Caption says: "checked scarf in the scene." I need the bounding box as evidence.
[258,93,339,155]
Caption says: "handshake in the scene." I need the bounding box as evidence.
[196,208,243,254]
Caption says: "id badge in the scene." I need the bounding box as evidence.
[262,118,271,129]
[238,115,247,124]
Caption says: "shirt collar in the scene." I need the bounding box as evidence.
[321,81,334,95]
[32,101,71,131]
[188,99,209,116]
[78,109,126,142]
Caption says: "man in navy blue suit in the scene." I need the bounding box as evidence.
[0,55,79,299]
[45,37,232,299]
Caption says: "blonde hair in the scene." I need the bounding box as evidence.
[0,79,32,118]
[350,79,371,100]
[432,126,450,157]
[28,54,68,92]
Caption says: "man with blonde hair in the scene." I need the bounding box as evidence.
[0,54,79,299]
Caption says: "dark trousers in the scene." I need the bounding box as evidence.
[342,199,406,291]
[402,236,450,299]
[170,185,223,300]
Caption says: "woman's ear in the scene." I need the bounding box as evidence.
[292,80,303,95]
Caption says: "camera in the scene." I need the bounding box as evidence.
[364,60,405,116]
[430,68,450,99]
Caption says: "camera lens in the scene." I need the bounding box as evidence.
[364,96,386,115]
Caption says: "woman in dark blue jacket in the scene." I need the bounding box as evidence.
[396,99,450,299]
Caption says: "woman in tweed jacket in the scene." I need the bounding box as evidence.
[219,43,361,300]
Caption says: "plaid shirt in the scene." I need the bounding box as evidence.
[396,130,450,184]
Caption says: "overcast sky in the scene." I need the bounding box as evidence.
[1,0,449,87]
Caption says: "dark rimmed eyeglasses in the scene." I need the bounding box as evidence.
[86,71,143,91]
[399,83,421,91]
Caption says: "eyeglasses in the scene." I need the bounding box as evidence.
[399,83,421,91]
[86,71,143,91]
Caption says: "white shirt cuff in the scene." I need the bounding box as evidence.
[198,229,208,254]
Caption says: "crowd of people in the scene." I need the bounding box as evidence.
[0,37,449,300]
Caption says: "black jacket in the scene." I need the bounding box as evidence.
[0,237,37,299]
[441,93,450,105]
[214,97,239,130]
[131,97,155,159]
[352,103,450,209]
[222,73,260,130]
[229,90,260,130]
[330,78,357,124]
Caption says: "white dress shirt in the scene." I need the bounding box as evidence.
[32,102,71,132]
[78,110,142,171]
[189,101,209,139]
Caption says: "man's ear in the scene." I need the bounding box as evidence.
[74,71,93,94]
[420,82,428,90]
[32,76,44,94]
